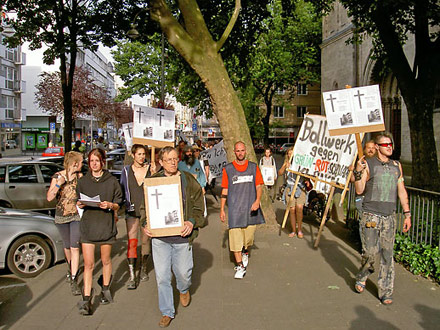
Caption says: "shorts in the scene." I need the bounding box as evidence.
[55,222,81,249]
[229,225,256,252]
[288,189,306,208]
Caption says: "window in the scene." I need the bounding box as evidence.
[8,165,38,183]
[297,106,307,118]
[276,88,285,95]
[5,48,14,61]
[4,67,17,90]
[297,83,307,95]
[273,106,284,118]
[39,164,60,183]
[1,95,16,119]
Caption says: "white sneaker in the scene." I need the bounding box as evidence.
[241,253,249,268]
[234,265,246,279]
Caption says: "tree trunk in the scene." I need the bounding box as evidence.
[405,94,440,191]
[150,0,277,225]
[262,103,271,146]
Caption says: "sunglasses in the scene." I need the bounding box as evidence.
[377,143,393,147]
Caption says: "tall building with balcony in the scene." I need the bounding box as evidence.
[0,33,25,155]
[22,47,117,151]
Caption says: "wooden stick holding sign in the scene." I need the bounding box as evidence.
[339,154,358,206]
[314,186,335,248]
[151,146,155,169]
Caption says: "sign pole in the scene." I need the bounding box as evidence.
[151,146,156,168]
[314,186,335,248]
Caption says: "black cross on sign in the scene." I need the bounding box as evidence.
[151,189,162,209]
[354,90,365,109]
[126,126,132,138]
[326,94,337,112]
[136,108,144,123]
[157,111,165,126]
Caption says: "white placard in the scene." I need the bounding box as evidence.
[289,114,358,186]
[261,165,276,186]
[133,106,175,143]
[323,85,384,135]
[200,140,227,178]
[146,183,182,229]
[122,122,133,150]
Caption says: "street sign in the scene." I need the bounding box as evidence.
[192,123,197,132]
[50,122,56,134]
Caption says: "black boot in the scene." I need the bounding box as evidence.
[139,254,149,282]
[127,258,137,290]
[98,275,113,304]
[77,288,93,315]
[65,260,72,283]
[70,270,81,296]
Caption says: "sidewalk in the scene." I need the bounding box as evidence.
[1,195,439,329]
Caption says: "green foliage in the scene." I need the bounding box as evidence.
[394,234,440,282]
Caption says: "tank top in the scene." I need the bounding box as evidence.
[362,157,401,216]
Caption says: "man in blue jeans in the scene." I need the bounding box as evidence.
[143,147,205,328]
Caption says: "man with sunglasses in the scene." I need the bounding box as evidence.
[353,132,411,305]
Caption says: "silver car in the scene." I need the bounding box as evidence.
[0,207,64,277]
[0,161,62,211]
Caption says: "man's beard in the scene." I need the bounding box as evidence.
[184,154,195,166]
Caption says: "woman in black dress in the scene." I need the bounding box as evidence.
[76,148,122,315]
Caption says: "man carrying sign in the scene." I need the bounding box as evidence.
[353,132,411,305]
[142,146,205,327]
[220,141,265,279]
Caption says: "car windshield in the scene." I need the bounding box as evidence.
[45,148,60,153]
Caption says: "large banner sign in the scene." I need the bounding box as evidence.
[132,105,175,148]
[323,84,385,136]
[289,114,358,186]
[200,140,227,178]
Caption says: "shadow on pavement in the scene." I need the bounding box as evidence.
[414,304,440,329]
[0,275,63,329]
[349,306,399,329]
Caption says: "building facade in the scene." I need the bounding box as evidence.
[267,83,321,146]
[22,47,117,151]
[320,1,440,163]
[0,31,25,155]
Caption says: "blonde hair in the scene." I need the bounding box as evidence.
[64,151,83,171]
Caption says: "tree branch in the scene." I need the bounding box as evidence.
[216,0,241,52]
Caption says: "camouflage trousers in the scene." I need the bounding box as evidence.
[356,212,396,299]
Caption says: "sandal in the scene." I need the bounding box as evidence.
[288,232,296,238]
[381,296,393,305]
[354,281,366,293]
[297,231,304,239]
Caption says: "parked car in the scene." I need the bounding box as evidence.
[106,148,126,170]
[42,147,64,157]
[0,161,63,211]
[108,141,123,151]
[0,207,64,277]
[5,140,17,149]
[279,143,294,153]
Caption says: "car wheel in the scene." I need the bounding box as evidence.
[7,235,52,278]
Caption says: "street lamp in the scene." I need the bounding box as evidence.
[127,10,165,108]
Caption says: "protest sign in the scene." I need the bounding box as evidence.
[289,114,358,186]
[200,140,227,178]
[323,84,385,136]
[122,122,133,150]
[132,105,175,148]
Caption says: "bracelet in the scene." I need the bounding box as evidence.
[55,184,60,188]
[403,210,411,214]
[353,170,363,181]
[221,194,227,199]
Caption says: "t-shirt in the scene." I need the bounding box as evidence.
[221,160,264,189]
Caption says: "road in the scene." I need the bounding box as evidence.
[1,189,439,329]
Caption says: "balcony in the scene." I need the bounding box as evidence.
[14,52,26,65]
[14,80,26,94]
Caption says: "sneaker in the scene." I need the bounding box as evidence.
[159,315,172,328]
[241,252,249,268]
[234,265,246,279]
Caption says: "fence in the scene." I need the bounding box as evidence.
[346,184,440,249]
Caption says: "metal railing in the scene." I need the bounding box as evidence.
[346,184,440,249]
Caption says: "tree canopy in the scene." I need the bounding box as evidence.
[2,0,132,151]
